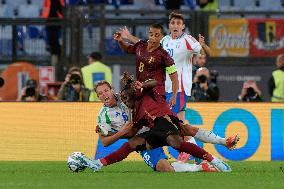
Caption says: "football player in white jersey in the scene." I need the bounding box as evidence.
[161,12,214,162]
[161,12,210,121]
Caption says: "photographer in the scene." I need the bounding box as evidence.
[191,67,219,102]
[238,80,262,102]
[17,79,47,102]
[0,77,4,101]
[57,67,90,102]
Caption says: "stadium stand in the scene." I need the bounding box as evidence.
[18,4,40,18]
[0,4,14,18]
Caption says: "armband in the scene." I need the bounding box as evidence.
[166,65,177,75]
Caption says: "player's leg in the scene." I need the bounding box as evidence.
[81,136,147,172]
[166,134,231,172]
[152,115,231,172]
[167,92,199,162]
[140,146,204,172]
[140,147,174,172]
[180,123,240,150]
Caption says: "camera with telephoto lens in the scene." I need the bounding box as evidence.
[24,79,37,97]
[69,73,82,85]
[25,87,36,97]
[197,75,207,84]
[0,77,4,88]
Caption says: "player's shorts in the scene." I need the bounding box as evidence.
[138,115,181,149]
[140,147,168,171]
[166,92,189,114]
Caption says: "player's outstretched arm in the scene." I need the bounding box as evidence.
[113,32,132,53]
[119,26,140,44]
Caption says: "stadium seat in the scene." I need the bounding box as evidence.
[0,4,15,18]
[240,0,265,11]
[218,0,239,11]
[263,0,284,10]
[5,0,26,8]
[82,26,100,55]
[18,5,40,18]
[27,26,40,39]
[181,0,196,10]
[28,0,43,6]
[0,26,12,56]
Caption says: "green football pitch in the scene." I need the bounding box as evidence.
[0,161,283,189]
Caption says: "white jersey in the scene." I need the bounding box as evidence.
[98,96,149,135]
[161,33,202,96]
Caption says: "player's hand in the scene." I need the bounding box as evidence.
[200,82,208,90]
[113,32,123,42]
[121,121,134,134]
[119,26,131,39]
[95,125,101,133]
[64,73,71,84]
[134,81,143,90]
[169,96,177,107]
[198,34,205,46]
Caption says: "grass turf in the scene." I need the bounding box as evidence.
[0,161,283,189]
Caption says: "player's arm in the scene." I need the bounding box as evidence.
[99,130,126,147]
[98,121,136,147]
[164,50,179,107]
[198,34,211,56]
[119,26,140,44]
[113,32,135,53]
[169,71,178,106]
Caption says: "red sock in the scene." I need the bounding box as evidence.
[177,141,213,162]
[100,142,132,166]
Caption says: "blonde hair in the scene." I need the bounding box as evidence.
[94,80,112,93]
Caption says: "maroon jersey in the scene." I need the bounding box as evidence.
[133,88,177,128]
[127,40,175,96]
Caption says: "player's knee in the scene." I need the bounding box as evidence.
[167,135,182,149]
[128,136,146,151]
[187,125,198,136]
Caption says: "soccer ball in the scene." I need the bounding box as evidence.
[67,152,87,172]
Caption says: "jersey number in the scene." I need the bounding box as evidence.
[139,62,144,72]
[122,112,128,122]
[166,49,173,57]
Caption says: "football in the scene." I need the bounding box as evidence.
[67,152,87,172]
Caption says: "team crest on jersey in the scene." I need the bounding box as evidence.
[176,42,181,48]
[148,56,155,64]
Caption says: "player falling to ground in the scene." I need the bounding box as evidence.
[94,80,214,172]
[114,15,239,162]
[78,78,232,172]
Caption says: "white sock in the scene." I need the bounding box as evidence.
[97,159,104,167]
[194,128,226,145]
[171,162,202,172]
[188,137,197,145]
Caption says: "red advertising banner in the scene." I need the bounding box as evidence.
[249,19,284,57]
